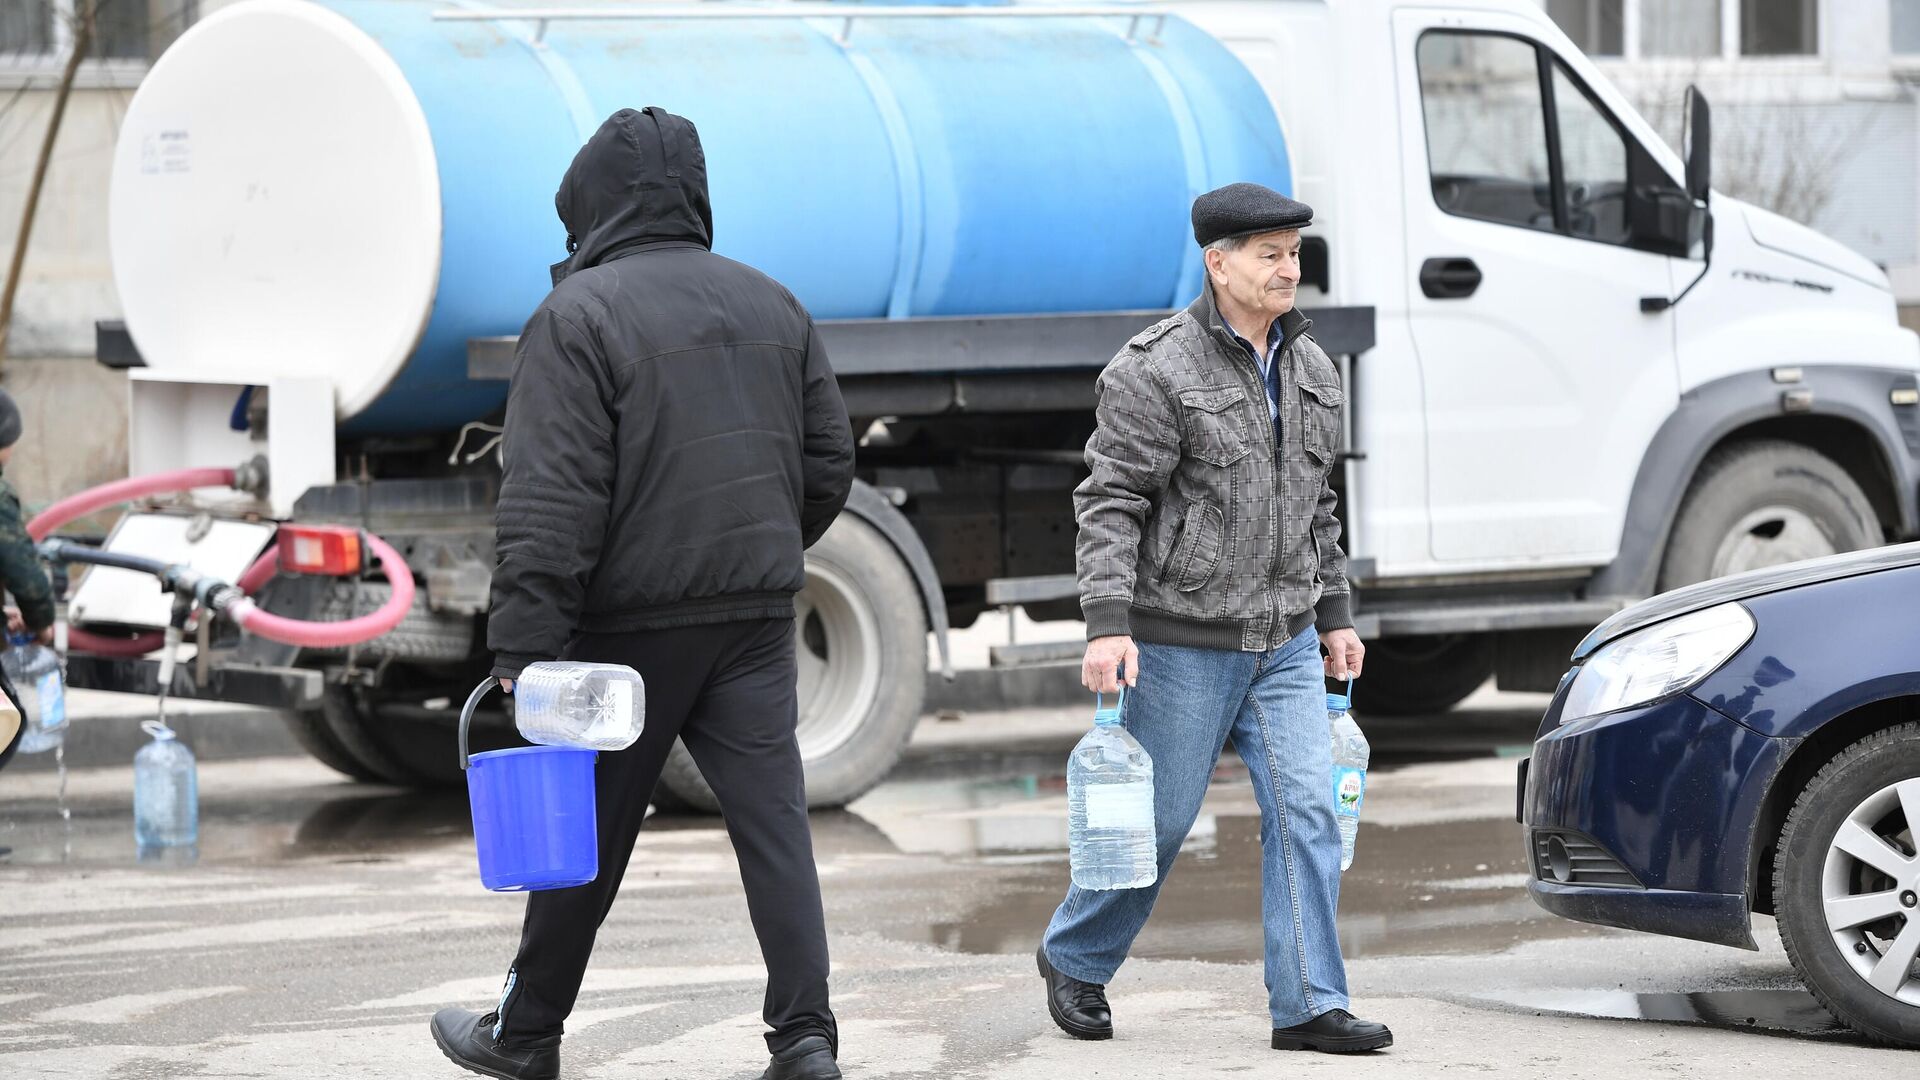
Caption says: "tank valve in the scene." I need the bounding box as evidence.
[233,456,271,499]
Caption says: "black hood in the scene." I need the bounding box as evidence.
[551,107,713,285]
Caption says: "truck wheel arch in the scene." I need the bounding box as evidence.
[842,478,952,679]
[1589,367,1916,599]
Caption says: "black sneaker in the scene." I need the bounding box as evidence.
[1037,944,1112,1040]
[760,1034,840,1079]
[1271,1008,1393,1053]
[429,1007,559,1080]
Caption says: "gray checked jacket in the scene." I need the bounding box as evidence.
[1076,285,1352,651]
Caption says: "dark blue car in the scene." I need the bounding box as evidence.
[1522,543,1920,1047]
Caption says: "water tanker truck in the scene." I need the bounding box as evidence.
[73,0,1920,807]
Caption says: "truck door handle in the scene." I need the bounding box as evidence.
[1419,257,1482,299]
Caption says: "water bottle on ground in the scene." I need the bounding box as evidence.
[5,634,67,754]
[1068,690,1157,891]
[134,721,199,848]
[510,662,646,751]
[1329,681,1369,872]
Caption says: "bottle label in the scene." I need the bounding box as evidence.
[36,670,65,733]
[1333,766,1365,818]
[1084,780,1153,830]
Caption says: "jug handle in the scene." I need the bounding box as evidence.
[458,677,499,770]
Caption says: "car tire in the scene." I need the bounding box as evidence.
[657,515,927,812]
[1774,722,1920,1048]
[1660,440,1879,590]
[1350,634,1494,716]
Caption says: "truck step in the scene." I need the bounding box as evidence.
[1354,597,1626,639]
[984,574,1078,606]
[989,641,1085,668]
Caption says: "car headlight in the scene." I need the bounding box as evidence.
[1560,602,1755,724]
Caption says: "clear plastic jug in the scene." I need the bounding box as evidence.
[1067,689,1157,891]
[1329,681,1369,872]
[511,662,646,751]
[134,721,199,848]
[4,635,67,754]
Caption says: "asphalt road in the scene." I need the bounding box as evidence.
[0,689,1903,1078]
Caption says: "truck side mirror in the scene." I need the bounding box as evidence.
[1683,85,1711,204]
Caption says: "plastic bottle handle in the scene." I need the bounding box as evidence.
[457,678,499,770]
[1094,686,1126,724]
[1331,678,1356,713]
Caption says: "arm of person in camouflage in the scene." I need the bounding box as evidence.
[0,490,53,634]
[1075,348,1181,641]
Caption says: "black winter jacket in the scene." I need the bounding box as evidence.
[488,108,855,678]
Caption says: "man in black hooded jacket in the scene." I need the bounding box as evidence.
[430,107,853,1080]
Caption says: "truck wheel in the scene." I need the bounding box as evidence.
[1355,635,1494,716]
[282,708,385,783]
[1775,723,1920,1048]
[657,515,927,811]
[313,686,464,788]
[1659,440,1878,590]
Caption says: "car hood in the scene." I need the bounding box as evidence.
[1575,542,1920,660]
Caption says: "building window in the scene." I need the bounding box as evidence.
[1542,0,1819,61]
[1892,0,1920,54]
[1640,0,1722,58]
[1741,0,1817,56]
[0,0,195,67]
[1547,0,1624,57]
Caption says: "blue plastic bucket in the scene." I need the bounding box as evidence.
[459,680,599,892]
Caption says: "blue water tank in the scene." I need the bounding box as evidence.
[109,0,1290,433]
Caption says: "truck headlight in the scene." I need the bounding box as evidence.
[1561,602,1755,724]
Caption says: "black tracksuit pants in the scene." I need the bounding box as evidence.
[494,617,836,1055]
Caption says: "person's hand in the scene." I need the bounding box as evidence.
[4,608,21,636]
[1321,628,1365,681]
[1083,635,1139,694]
[498,678,515,694]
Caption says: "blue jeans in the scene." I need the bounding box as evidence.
[1042,626,1348,1027]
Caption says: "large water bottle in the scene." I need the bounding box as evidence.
[1329,682,1369,872]
[134,721,198,848]
[4,635,67,754]
[511,662,646,751]
[1068,690,1156,891]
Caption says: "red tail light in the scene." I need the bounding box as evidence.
[277,524,364,577]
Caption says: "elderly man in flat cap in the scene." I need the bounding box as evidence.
[1035,183,1391,1054]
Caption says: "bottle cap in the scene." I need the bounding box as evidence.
[141,720,177,741]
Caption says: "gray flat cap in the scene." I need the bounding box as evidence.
[1192,182,1314,248]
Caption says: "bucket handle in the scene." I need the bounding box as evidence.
[457,677,498,771]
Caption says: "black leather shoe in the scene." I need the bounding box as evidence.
[760,1035,841,1079]
[429,1008,559,1080]
[1037,944,1112,1040]
[1271,1008,1392,1053]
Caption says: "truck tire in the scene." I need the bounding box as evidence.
[314,686,465,788]
[282,707,385,783]
[1354,634,1494,716]
[657,515,927,811]
[1659,440,1879,590]
[1774,723,1920,1048]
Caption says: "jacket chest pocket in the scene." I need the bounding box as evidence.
[1300,380,1345,468]
[1179,386,1252,468]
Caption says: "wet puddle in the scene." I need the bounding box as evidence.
[842,764,1601,962]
